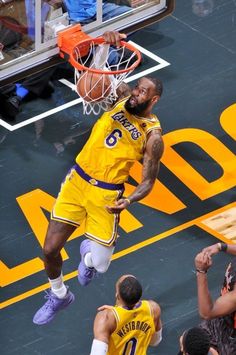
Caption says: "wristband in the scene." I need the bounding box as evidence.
[124,198,131,205]
[150,328,162,346]
[90,339,108,355]
[219,242,228,252]
[196,268,207,274]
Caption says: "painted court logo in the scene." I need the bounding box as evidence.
[1,104,236,309]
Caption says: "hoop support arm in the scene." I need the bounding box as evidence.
[57,24,92,62]
[58,25,142,74]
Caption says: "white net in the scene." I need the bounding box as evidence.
[74,41,139,115]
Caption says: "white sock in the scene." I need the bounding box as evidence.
[49,273,67,299]
[84,252,94,268]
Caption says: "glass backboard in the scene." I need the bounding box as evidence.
[0,0,174,86]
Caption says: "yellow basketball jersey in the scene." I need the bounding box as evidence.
[76,98,161,184]
[108,300,156,355]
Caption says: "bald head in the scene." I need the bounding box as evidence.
[117,274,135,285]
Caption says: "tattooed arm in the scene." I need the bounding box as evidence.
[106,129,164,214]
[107,82,131,109]
[128,129,164,202]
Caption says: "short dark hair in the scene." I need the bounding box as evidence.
[118,276,142,308]
[183,327,211,355]
[146,76,163,96]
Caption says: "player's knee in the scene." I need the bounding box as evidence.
[43,243,60,260]
[93,260,110,273]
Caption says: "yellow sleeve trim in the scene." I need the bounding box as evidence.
[146,126,162,135]
[111,307,120,330]
[145,300,153,318]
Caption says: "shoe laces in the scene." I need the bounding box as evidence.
[43,291,58,310]
[84,267,96,278]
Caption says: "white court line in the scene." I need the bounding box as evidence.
[1,42,170,131]
[125,41,170,82]
[59,78,76,91]
[0,119,14,131]
[4,98,83,132]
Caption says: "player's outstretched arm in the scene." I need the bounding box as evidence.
[102,31,127,47]
[200,289,236,320]
[126,129,164,205]
[106,129,164,214]
[102,31,132,108]
[116,82,132,101]
[128,129,164,203]
[197,272,236,320]
[202,242,236,256]
[148,300,162,347]
[107,82,132,109]
[90,309,116,355]
[195,251,236,319]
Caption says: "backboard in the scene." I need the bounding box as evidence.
[0,0,174,86]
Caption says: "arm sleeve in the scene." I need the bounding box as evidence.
[90,339,108,355]
[149,328,162,347]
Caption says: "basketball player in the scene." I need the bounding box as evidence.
[178,327,218,355]
[33,30,164,325]
[195,242,236,354]
[90,274,162,354]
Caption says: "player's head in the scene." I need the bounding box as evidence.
[125,77,163,117]
[178,327,211,355]
[116,274,142,308]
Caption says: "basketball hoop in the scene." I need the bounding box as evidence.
[58,24,142,115]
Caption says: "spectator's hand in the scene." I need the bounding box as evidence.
[202,243,220,256]
[195,251,212,272]
[106,198,130,214]
[103,31,127,48]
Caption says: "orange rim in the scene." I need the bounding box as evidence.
[71,37,142,74]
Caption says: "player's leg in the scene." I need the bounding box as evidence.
[33,220,76,325]
[45,166,85,289]
[78,186,121,286]
[78,239,115,286]
[33,167,86,325]
[90,240,115,273]
[43,220,76,295]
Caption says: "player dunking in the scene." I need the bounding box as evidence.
[90,275,162,354]
[33,31,164,325]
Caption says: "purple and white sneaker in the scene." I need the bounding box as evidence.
[33,288,75,325]
[78,239,97,286]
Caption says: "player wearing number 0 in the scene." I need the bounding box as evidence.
[90,275,162,354]
[33,30,164,325]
